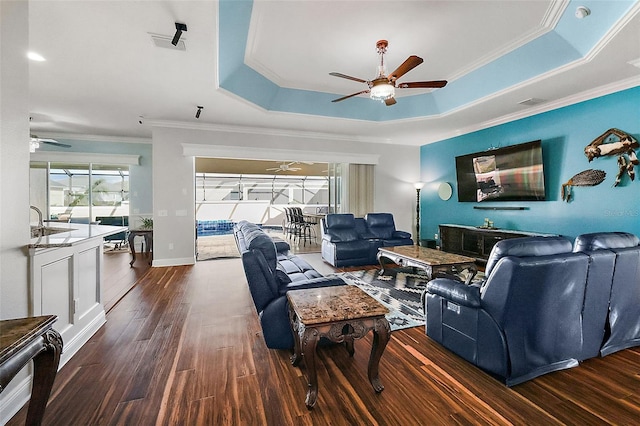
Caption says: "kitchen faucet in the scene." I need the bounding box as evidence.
[30,205,44,229]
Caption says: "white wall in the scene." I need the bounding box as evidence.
[1,0,30,319]
[151,125,419,265]
[0,1,33,422]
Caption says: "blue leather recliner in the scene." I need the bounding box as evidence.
[425,236,590,386]
[234,221,345,349]
[321,213,413,267]
[573,232,640,356]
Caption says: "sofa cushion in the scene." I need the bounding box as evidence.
[366,213,396,239]
[324,214,359,242]
[278,256,323,282]
[246,231,278,270]
[354,218,377,239]
[485,236,572,276]
[573,232,640,253]
[275,266,292,286]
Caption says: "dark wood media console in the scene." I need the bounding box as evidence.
[439,224,554,262]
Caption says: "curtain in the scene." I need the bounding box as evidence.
[347,164,374,217]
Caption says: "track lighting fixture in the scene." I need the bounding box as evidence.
[196,106,203,119]
[172,22,187,46]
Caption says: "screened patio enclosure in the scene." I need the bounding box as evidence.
[195,173,331,230]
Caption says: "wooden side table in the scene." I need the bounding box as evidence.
[287,285,390,409]
[128,228,153,266]
[0,315,62,425]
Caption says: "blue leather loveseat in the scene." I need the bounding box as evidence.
[321,213,413,267]
[424,232,640,386]
[234,220,345,349]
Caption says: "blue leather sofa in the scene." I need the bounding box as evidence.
[425,236,590,386]
[234,220,345,349]
[425,232,640,385]
[573,232,640,357]
[321,213,413,267]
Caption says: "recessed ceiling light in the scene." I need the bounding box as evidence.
[27,51,46,61]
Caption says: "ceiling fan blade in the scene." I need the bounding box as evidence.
[384,97,397,106]
[398,80,448,89]
[41,140,72,148]
[329,72,368,84]
[388,55,423,82]
[331,90,370,103]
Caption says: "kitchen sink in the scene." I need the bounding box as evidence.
[30,226,74,238]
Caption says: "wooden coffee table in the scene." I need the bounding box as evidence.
[287,285,390,409]
[377,245,477,280]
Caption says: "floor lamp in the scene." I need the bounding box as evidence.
[414,182,424,245]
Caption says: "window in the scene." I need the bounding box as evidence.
[30,162,129,222]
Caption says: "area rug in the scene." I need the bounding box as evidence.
[336,268,431,331]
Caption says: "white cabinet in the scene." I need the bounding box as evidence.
[29,238,106,367]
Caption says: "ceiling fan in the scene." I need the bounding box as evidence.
[266,161,307,173]
[330,40,447,106]
[29,135,71,152]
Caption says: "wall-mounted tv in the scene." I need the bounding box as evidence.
[455,140,546,202]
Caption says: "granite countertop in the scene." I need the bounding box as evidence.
[28,223,128,249]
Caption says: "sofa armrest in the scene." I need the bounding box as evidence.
[426,278,481,308]
[393,230,412,239]
[279,276,345,295]
[322,234,343,243]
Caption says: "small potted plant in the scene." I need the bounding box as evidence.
[140,217,153,229]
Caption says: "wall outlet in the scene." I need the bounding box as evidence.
[434,233,439,240]
[158,210,168,217]
[169,243,174,250]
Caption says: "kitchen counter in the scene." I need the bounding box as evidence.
[28,223,127,249]
[28,222,128,369]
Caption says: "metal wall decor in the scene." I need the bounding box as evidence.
[562,169,606,202]
[585,128,638,186]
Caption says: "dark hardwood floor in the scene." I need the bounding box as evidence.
[102,249,151,313]
[8,252,640,425]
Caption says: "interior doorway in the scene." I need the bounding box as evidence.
[194,158,337,261]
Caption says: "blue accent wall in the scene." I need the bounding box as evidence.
[420,86,640,242]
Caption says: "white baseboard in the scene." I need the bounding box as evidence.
[0,375,31,426]
[0,308,106,425]
[59,307,106,367]
[152,256,196,267]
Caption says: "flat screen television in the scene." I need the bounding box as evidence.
[455,140,546,202]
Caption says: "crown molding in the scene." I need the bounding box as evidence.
[181,143,380,165]
[246,1,569,89]
[146,118,388,144]
[447,0,569,82]
[32,133,151,144]
[584,1,640,63]
[424,76,640,145]
[30,151,140,166]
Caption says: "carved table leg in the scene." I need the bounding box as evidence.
[26,329,62,426]
[377,252,389,275]
[128,233,136,266]
[289,307,303,367]
[301,327,319,409]
[344,324,355,357]
[144,233,153,265]
[368,317,390,393]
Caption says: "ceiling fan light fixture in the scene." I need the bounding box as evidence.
[370,79,395,101]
